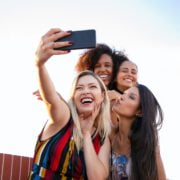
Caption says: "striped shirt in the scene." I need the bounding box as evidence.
[29,118,103,180]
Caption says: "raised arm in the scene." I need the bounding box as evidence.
[108,90,122,127]
[35,28,72,131]
[80,107,110,180]
[83,135,110,180]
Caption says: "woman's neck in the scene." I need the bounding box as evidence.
[117,116,133,138]
[117,85,126,94]
[110,116,133,156]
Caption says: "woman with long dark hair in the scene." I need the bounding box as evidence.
[109,84,166,180]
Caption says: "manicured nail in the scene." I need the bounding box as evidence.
[67,30,72,33]
[69,41,74,45]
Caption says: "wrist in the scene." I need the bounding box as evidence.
[35,58,45,68]
[83,131,91,139]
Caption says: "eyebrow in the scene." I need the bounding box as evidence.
[105,62,112,64]
[77,82,96,86]
[121,67,137,71]
[96,61,112,64]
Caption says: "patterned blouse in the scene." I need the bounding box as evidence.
[29,118,103,180]
[109,150,131,180]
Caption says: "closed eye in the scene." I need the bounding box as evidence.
[129,95,136,100]
[105,63,112,67]
[120,69,128,73]
[75,86,83,90]
[131,70,137,75]
[90,85,97,89]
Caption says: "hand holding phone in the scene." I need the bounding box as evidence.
[54,29,96,50]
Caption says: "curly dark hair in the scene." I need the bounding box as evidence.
[130,84,163,180]
[75,43,130,89]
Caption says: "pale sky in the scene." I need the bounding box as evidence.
[0,0,180,179]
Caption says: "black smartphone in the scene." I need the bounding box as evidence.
[54,29,96,50]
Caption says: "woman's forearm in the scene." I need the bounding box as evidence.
[36,64,60,105]
[83,133,109,180]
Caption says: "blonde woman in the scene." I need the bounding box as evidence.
[29,28,111,180]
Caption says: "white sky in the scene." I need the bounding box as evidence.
[0,0,179,179]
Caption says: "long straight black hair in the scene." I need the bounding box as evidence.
[130,84,163,180]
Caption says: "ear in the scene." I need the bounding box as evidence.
[136,109,142,117]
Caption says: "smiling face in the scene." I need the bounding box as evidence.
[112,86,140,118]
[94,54,113,87]
[74,75,104,116]
[116,61,138,92]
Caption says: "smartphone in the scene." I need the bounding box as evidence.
[54,29,96,50]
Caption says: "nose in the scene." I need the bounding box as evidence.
[127,70,136,77]
[82,87,91,94]
[115,95,124,105]
[126,70,132,76]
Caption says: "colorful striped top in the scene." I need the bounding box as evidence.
[29,118,103,180]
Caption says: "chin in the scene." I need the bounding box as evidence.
[78,107,94,115]
[104,80,110,86]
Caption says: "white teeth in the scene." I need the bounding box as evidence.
[125,78,132,82]
[81,98,93,104]
[99,75,108,78]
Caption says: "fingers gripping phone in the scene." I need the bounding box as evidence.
[55,29,96,50]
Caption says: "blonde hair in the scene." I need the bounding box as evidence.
[68,71,111,151]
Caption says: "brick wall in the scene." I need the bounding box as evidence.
[0,153,33,180]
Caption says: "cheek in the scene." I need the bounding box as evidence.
[95,92,104,103]
[94,67,103,73]
[127,103,139,115]
[73,93,79,104]
[119,103,138,117]
[108,67,113,73]
[94,68,98,74]
[133,74,138,81]
[117,73,123,82]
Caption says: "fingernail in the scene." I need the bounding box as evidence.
[69,41,74,45]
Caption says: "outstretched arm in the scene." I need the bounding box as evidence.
[35,28,72,131]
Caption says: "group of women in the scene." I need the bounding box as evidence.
[29,28,166,179]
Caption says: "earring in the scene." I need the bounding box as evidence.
[136,113,142,117]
